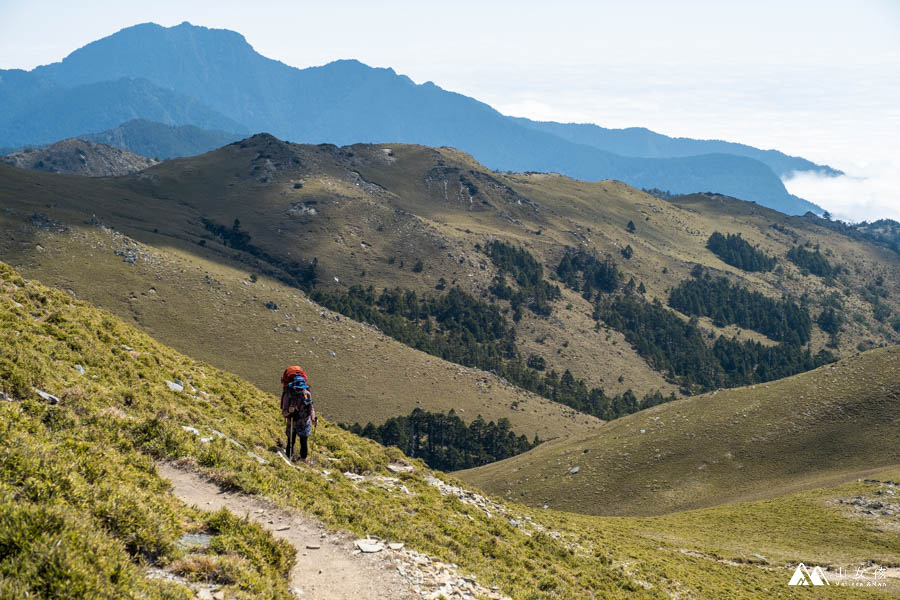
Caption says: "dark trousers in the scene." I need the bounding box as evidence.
[285,420,309,460]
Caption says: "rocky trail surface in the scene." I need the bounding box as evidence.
[157,463,509,600]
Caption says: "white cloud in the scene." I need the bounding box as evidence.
[782,160,900,222]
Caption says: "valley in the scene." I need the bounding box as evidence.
[1,260,898,598]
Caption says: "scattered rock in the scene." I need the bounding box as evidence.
[73,364,86,375]
[355,539,385,553]
[33,388,60,404]
[569,466,580,475]
[166,380,184,392]
[248,452,269,464]
[177,533,213,549]
[306,543,321,550]
[265,301,279,310]
[386,463,414,474]
[388,542,405,551]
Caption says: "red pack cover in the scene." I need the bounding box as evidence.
[281,365,309,388]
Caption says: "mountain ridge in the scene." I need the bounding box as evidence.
[511,117,843,178]
[0,21,829,215]
[80,119,243,159]
[2,134,898,435]
[1,137,156,176]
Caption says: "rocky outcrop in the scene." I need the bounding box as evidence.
[2,138,157,176]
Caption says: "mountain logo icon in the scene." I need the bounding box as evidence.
[788,563,830,586]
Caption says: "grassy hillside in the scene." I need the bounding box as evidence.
[460,346,900,516]
[1,136,898,424]
[0,202,596,443]
[2,262,899,598]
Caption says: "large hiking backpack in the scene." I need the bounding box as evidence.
[282,370,311,419]
[281,365,309,389]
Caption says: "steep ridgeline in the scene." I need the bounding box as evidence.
[0,21,832,213]
[0,136,898,429]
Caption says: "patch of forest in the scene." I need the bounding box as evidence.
[786,244,839,279]
[707,232,776,272]
[596,294,834,393]
[668,268,812,344]
[485,240,561,318]
[311,285,672,420]
[340,409,540,471]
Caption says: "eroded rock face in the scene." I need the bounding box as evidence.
[2,138,157,176]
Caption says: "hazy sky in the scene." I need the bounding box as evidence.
[1,0,898,220]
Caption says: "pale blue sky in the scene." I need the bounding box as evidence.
[1,0,898,219]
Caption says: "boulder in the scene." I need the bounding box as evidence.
[355,539,384,553]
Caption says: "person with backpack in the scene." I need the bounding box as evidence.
[280,366,317,463]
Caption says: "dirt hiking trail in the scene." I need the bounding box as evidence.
[158,463,419,600]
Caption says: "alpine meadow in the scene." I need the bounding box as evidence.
[1,12,899,600]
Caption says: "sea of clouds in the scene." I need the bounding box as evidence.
[783,159,900,223]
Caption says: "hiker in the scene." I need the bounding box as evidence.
[281,366,317,463]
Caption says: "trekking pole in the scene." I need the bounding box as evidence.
[288,417,294,462]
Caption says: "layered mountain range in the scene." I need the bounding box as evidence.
[0,21,839,214]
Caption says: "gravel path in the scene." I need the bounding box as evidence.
[157,463,419,600]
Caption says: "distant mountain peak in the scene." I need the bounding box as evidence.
[0,21,837,216]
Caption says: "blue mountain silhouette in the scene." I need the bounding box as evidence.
[0,22,829,214]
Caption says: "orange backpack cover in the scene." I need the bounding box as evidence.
[281,365,309,388]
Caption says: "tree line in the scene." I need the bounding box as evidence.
[707,232,776,272]
[555,248,621,300]
[485,240,561,318]
[668,269,812,345]
[311,284,671,420]
[786,244,839,279]
[596,294,834,393]
[341,409,539,471]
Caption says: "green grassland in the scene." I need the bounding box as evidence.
[460,346,900,516]
[2,137,898,422]
[2,262,899,598]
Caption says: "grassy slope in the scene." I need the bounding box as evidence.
[1,136,898,416]
[460,346,900,516]
[2,262,898,598]
[0,163,600,441]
